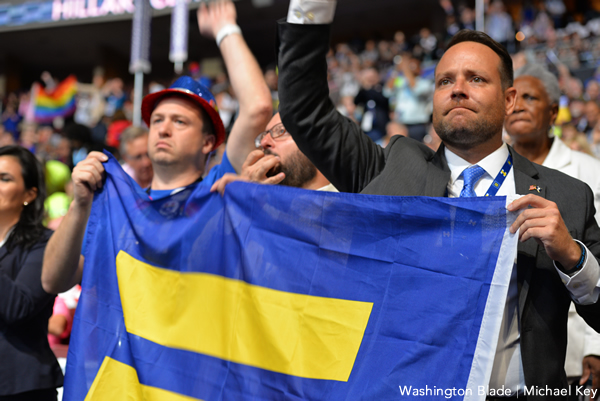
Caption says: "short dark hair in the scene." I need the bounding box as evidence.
[0,146,46,251]
[446,30,513,89]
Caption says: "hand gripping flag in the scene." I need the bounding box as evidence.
[63,154,517,401]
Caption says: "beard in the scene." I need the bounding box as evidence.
[264,149,317,188]
[433,108,504,151]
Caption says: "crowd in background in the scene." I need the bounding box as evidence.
[3,0,600,355]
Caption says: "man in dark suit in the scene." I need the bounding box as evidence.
[276,1,600,399]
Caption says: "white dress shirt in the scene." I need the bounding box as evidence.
[542,137,600,378]
[446,143,600,393]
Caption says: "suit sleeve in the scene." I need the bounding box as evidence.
[574,183,600,331]
[277,20,388,193]
[0,239,55,326]
[583,324,600,357]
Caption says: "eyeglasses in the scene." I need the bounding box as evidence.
[254,123,290,148]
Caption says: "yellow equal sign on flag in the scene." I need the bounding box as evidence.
[85,357,201,401]
[116,251,373,382]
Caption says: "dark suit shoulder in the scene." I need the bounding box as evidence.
[385,135,437,161]
[360,136,449,197]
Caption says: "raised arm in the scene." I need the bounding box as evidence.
[198,0,272,173]
[277,1,387,193]
[42,152,107,294]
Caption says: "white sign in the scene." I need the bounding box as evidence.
[50,0,195,21]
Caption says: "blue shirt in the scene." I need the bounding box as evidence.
[148,152,235,200]
[83,152,235,254]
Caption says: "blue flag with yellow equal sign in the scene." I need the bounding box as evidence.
[63,155,518,401]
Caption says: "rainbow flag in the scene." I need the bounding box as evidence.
[34,75,77,123]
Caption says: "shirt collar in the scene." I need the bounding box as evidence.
[542,136,570,170]
[0,225,16,249]
[445,142,510,185]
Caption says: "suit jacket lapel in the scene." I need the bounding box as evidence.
[0,245,9,264]
[510,146,545,321]
[425,144,451,197]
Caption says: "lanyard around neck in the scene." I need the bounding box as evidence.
[483,153,513,197]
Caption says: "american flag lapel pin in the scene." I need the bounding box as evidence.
[529,185,541,193]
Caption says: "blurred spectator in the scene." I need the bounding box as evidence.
[64,123,92,168]
[416,28,438,61]
[35,125,56,163]
[546,0,567,28]
[486,1,514,50]
[589,121,600,157]
[439,0,460,40]
[384,52,433,142]
[18,92,35,123]
[560,123,580,143]
[213,78,238,131]
[54,137,72,167]
[75,68,106,129]
[377,40,395,71]
[47,297,72,347]
[511,52,528,72]
[382,121,408,147]
[361,40,379,67]
[582,100,600,135]
[444,14,461,40]
[569,98,586,129]
[337,95,358,122]
[119,126,153,189]
[392,31,409,54]
[103,77,126,118]
[1,103,21,138]
[148,80,165,94]
[585,79,600,102]
[211,113,335,193]
[0,125,15,147]
[564,131,596,155]
[105,110,131,149]
[459,6,476,30]
[264,65,279,114]
[19,122,38,153]
[533,2,554,41]
[40,71,57,92]
[354,68,390,143]
[564,75,584,100]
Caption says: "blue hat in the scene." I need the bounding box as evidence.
[141,76,225,150]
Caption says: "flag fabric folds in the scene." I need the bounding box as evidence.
[33,75,77,123]
[63,154,517,401]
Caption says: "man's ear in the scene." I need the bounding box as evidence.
[202,134,217,155]
[505,86,517,116]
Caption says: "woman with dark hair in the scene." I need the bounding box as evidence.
[0,145,63,400]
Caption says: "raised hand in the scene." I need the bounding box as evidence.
[71,151,108,209]
[211,150,285,195]
[197,0,237,40]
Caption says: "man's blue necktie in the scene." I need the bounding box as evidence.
[460,165,485,198]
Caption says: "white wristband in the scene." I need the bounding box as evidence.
[216,24,242,47]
